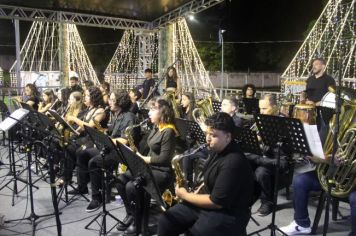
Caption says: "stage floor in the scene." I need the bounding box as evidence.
[0,143,351,236]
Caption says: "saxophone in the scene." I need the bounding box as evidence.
[124,118,148,153]
[162,144,208,206]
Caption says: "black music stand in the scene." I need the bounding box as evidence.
[116,141,166,236]
[3,109,60,236]
[235,127,262,156]
[212,100,221,113]
[175,118,195,149]
[84,126,123,236]
[248,114,311,236]
[47,109,88,205]
[189,121,206,144]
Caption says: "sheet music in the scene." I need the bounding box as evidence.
[0,108,29,131]
[303,124,325,159]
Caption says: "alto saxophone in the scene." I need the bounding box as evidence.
[162,144,208,206]
[124,118,148,153]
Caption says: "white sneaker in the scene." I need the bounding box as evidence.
[279,221,311,235]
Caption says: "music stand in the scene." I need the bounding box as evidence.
[84,126,124,236]
[19,101,34,111]
[212,100,221,113]
[116,141,166,236]
[189,121,206,144]
[235,127,262,156]
[175,118,196,148]
[248,114,311,236]
[47,109,89,205]
[3,109,60,236]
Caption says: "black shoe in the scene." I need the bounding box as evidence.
[86,199,102,212]
[257,203,273,216]
[123,222,136,236]
[116,215,133,231]
[68,187,88,195]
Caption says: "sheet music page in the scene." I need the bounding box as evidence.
[0,108,29,131]
[303,124,325,159]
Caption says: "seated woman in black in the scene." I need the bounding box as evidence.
[158,112,254,236]
[116,97,177,234]
[62,86,107,184]
[180,92,195,121]
[23,83,40,110]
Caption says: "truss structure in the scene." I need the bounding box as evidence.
[10,21,98,87]
[0,67,3,86]
[0,0,223,30]
[104,30,158,90]
[281,0,356,94]
[172,18,219,99]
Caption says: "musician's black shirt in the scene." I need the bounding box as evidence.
[108,111,137,139]
[142,78,155,99]
[242,97,259,115]
[147,127,176,167]
[203,141,254,213]
[129,102,139,115]
[306,74,335,102]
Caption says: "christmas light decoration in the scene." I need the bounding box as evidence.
[281,0,356,94]
[10,21,99,87]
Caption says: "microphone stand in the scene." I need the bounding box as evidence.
[139,59,180,109]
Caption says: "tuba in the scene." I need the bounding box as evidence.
[192,97,214,124]
[317,87,356,198]
[164,91,181,118]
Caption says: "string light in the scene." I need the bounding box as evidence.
[9,22,99,87]
[281,0,356,94]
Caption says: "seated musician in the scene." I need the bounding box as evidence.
[82,80,94,93]
[180,92,195,121]
[241,83,259,115]
[99,81,110,106]
[157,112,254,236]
[23,83,40,110]
[245,94,291,216]
[61,87,107,184]
[128,88,142,115]
[53,88,70,115]
[38,89,56,113]
[70,90,138,212]
[221,96,243,127]
[115,97,176,234]
[280,158,356,235]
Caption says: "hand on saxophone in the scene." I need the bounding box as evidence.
[175,185,188,200]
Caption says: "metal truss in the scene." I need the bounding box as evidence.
[152,0,225,28]
[0,0,224,30]
[0,4,152,30]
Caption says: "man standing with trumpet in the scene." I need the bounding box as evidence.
[157,112,254,236]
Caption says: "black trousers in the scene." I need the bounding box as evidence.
[116,168,173,216]
[157,202,250,236]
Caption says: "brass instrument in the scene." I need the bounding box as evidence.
[317,87,356,198]
[162,144,208,206]
[124,118,148,153]
[164,91,180,118]
[192,97,214,125]
[92,108,108,133]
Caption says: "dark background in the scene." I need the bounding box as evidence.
[0,0,327,74]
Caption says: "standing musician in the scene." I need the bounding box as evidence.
[140,68,156,99]
[305,58,336,143]
[60,87,107,185]
[157,112,254,236]
[69,90,138,212]
[165,66,181,96]
[241,83,259,115]
[246,94,291,216]
[23,83,40,110]
[68,76,83,94]
[38,89,56,113]
[115,97,177,234]
[180,92,195,121]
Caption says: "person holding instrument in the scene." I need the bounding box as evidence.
[157,112,254,236]
[38,89,56,113]
[165,66,181,96]
[180,92,195,121]
[115,97,177,234]
[70,90,138,212]
[23,83,40,110]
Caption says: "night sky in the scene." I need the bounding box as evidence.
[0,0,326,73]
